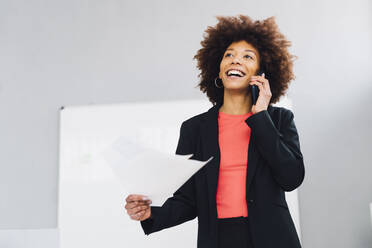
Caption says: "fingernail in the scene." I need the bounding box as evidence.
[142,196,149,201]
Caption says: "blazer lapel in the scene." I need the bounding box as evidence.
[200,103,220,235]
[245,105,274,193]
[200,102,265,234]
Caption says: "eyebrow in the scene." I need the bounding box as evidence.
[226,48,257,57]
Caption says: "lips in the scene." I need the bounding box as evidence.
[225,68,246,77]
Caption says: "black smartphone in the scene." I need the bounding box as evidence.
[251,69,265,105]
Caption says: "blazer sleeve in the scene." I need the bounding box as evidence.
[140,121,198,235]
[245,108,305,192]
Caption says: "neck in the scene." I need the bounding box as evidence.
[219,90,253,115]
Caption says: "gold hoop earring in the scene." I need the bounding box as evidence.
[214,77,223,88]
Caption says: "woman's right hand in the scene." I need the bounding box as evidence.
[125,194,152,221]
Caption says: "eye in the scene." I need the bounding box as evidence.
[224,53,232,57]
[244,55,253,59]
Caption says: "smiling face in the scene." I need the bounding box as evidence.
[218,40,260,92]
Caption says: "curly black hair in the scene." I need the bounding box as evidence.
[193,15,298,106]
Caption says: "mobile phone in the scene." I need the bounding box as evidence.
[251,69,265,105]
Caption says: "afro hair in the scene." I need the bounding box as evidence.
[193,15,298,105]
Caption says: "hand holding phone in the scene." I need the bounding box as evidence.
[251,69,264,105]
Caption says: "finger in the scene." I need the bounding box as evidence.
[125,200,150,210]
[128,205,149,217]
[132,210,146,220]
[251,77,268,92]
[251,75,267,86]
[130,204,149,214]
[257,74,270,89]
[129,199,152,206]
[138,199,152,205]
[126,200,151,210]
[129,207,148,218]
[126,194,150,203]
[251,80,272,101]
[130,211,142,219]
[127,195,150,202]
[261,77,269,89]
[251,76,267,85]
[250,80,264,91]
[252,73,265,78]
[261,78,272,95]
[251,74,265,80]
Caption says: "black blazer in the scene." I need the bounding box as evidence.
[140,102,305,248]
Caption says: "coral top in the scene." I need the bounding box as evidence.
[216,110,254,219]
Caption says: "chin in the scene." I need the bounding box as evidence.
[225,86,249,93]
[224,80,248,89]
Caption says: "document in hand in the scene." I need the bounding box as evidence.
[102,136,213,206]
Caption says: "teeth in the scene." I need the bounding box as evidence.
[227,69,244,77]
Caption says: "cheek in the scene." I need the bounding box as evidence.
[246,63,258,72]
[220,60,225,68]
[219,62,225,74]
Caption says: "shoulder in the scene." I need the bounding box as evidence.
[266,105,295,133]
[180,111,208,131]
[179,105,294,131]
[268,105,294,120]
[175,111,208,156]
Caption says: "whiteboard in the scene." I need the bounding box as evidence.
[58,98,301,248]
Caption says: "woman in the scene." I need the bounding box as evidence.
[125,15,305,248]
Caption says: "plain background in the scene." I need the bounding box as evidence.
[0,0,371,247]
[56,100,301,248]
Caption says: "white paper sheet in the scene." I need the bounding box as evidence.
[102,136,213,206]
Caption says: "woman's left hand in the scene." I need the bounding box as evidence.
[249,73,272,114]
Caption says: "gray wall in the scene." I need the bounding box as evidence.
[0,0,371,247]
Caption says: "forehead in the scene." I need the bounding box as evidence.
[226,40,258,53]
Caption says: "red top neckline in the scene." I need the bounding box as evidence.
[218,111,253,117]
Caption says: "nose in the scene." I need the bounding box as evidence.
[231,56,241,64]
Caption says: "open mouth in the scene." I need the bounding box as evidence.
[225,69,246,78]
